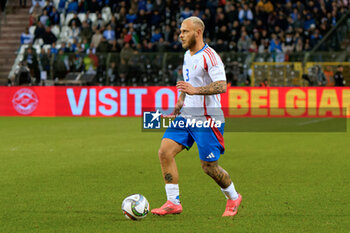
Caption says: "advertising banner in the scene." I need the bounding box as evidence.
[1,87,349,117]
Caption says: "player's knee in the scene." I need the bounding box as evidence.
[201,161,216,175]
[158,148,172,162]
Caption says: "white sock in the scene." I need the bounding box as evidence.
[165,184,180,205]
[221,182,239,200]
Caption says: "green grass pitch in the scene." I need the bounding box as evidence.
[0,117,349,233]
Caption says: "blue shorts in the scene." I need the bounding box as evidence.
[162,116,225,162]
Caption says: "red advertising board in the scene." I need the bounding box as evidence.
[1,87,349,117]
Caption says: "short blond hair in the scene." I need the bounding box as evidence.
[184,16,205,33]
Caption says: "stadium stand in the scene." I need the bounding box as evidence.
[2,0,350,86]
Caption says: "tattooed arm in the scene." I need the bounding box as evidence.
[173,91,186,116]
[176,80,227,95]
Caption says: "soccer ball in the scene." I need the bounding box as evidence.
[122,194,149,220]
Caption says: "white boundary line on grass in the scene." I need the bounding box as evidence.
[297,118,333,126]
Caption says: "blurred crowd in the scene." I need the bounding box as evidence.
[17,0,349,85]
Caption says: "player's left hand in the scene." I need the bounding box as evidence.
[176,81,198,95]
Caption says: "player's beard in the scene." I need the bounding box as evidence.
[183,34,196,50]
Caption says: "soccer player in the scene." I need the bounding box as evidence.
[151,17,242,217]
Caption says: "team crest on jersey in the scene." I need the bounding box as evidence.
[192,64,197,70]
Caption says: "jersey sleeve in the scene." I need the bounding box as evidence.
[203,51,226,82]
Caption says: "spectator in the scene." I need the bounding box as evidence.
[259,79,269,87]
[290,8,299,22]
[85,12,93,27]
[170,34,182,52]
[150,28,162,43]
[53,49,69,80]
[155,37,167,52]
[58,0,67,13]
[29,13,38,26]
[270,34,284,62]
[50,42,58,55]
[50,7,60,25]
[70,53,83,72]
[81,21,93,42]
[256,0,274,14]
[30,0,45,14]
[138,0,147,11]
[43,0,53,14]
[120,42,134,62]
[215,39,228,52]
[103,25,116,42]
[225,2,238,23]
[146,0,153,13]
[118,58,129,83]
[150,10,161,26]
[181,7,192,20]
[217,25,229,41]
[163,25,174,43]
[304,13,316,30]
[20,27,34,45]
[96,37,110,53]
[31,2,43,15]
[295,36,304,52]
[67,0,78,14]
[248,40,258,53]
[282,33,295,53]
[310,29,323,48]
[78,0,88,13]
[93,12,106,30]
[91,29,103,48]
[42,26,57,44]
[315,66,327,86]
[107,15,117,31]
[68,13,82,28]
[81,39,90,52]
[334,65,345,86]
[39,48,51,77]
[107,61,118,84]
[276,11,288,31]
[238,3,253,23]
[252,30,261,46]
[237,31,251,52]
[153,0,165,13]
[67,21,81,42]
[216,9,227,29]
[87,0,101,13]
[33,21,46,43]
[86,42,96,54]
[39,9,50,26]
[74,41,85,53]
[269,34,283,53]
[83,50,99,75]
[61,42,71,53]
[126,9,137,23]
[23,46,40,83]
[15,61,31,85]
[124,27,138,44]
[258,39,270,53]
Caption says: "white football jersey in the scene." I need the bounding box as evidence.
[180,44,226,120]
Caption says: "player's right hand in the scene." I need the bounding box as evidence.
[172,101,183,116]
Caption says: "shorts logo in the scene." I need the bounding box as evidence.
[206,152,215,159]
[12,88,39,115]
[143,109,162,129]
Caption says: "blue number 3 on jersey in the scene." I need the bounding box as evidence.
[185,68,189,81]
